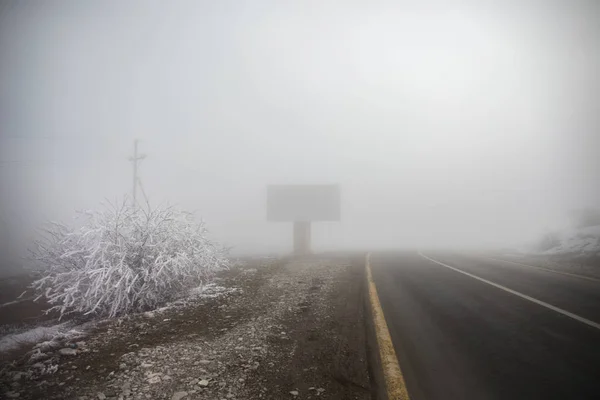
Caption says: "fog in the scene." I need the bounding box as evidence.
[1,1,599,266]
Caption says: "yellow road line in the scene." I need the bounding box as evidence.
[366,253,411,400]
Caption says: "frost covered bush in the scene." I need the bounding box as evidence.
[30,199,230,318]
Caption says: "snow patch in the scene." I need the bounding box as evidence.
[139,283,238,318]
[0,324,67,354]
[543,225,600,255]
[0,322,91,355]
[189,283,238,299]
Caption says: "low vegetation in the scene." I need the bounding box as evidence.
[29,199,229,318]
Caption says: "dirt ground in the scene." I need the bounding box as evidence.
[0,255,371,400]
[0,274,47,326]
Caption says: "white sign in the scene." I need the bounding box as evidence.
[267,185,340,222]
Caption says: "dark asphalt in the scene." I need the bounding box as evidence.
[370,251,600,400]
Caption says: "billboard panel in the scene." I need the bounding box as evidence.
[267,184,340,222]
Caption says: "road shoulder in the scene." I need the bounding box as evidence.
[1,256,371,400]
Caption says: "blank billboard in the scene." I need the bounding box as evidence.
[267,184,340,222]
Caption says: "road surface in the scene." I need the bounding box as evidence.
[370,251,600,400]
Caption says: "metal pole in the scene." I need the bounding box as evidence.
[132,139,138,205]
[129,139,146,207]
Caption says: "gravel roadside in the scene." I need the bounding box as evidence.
[1,255,371,400]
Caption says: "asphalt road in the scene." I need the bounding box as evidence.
[370,251,600,400]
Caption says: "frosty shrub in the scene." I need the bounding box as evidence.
[30,199,230,318]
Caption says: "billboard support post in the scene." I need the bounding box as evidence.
[293,221,311,255]
[267,184,340,256]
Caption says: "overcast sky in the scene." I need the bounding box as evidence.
[1,0,599,259]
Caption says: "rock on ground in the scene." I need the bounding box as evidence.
[1,256,371,399]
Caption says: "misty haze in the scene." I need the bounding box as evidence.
[1,1,599,399]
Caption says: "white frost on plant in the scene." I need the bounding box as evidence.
[0,298,31,309]
[29,198,230,318]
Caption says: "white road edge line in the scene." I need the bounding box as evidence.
[482,256,600,283]
[418,252,600,331]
